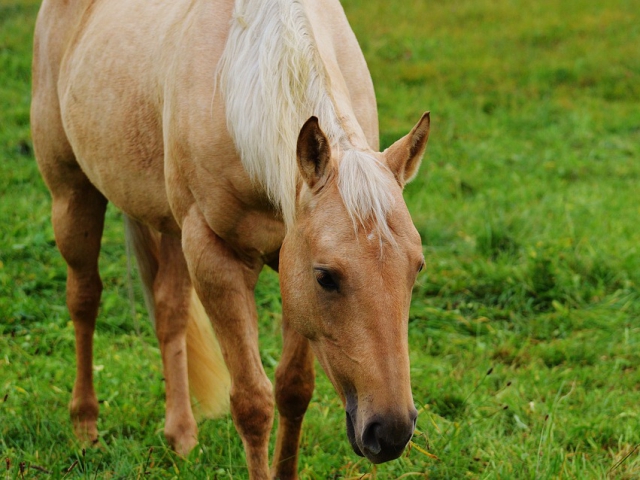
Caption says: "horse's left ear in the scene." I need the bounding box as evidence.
[384,112,430,187]
[297,116,331,189]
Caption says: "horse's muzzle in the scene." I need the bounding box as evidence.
[346,406,418,464]
[346,409,364,457]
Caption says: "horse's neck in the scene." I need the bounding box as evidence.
[306,15,370,151]
[218,0,373,226]
[322,68,370,151]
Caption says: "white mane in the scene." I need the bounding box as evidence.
[217,0,394,240]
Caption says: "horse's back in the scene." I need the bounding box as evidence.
[32,0,222,233]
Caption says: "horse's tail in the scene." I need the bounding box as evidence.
[182,289,231,419]
[123,215,230,419]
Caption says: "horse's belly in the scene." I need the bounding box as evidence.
[60,89,176,232]
[70,134,175,234]
[58,1,179,234]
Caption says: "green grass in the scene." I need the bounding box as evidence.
[2,0,640,477]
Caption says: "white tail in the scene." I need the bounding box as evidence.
[184,289,230,418]
[124,215,230,419]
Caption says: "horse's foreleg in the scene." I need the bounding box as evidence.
[51,181,107,444]
[272,325,315,480]
[153,234,198,455]
[182,210,274,480]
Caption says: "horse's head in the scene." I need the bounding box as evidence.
[280,113,430,464]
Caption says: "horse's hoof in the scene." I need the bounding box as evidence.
[165,419,199,457]
[271,473,298,480]
[169,435,198,457]
[72,420,99,446]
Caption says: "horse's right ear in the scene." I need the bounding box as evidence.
[297,116,331,189]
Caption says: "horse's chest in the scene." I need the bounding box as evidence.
[198,188,286,265]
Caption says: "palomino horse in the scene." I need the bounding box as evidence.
[31,0,430,477]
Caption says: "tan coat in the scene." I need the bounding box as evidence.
[31,0,430,477]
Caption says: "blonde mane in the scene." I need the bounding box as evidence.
[217,0,394,239]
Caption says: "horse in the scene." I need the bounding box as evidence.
[31,0,430,477]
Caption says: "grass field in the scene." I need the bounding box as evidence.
[1,0,640,478]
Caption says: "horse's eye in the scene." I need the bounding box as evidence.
[315,268,339,292]
[418,261,425,273]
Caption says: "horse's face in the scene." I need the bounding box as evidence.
[280,114,430,464]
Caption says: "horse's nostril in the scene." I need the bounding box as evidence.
[410,407,418,425]
[361,421,382,455]
[359,414,416,464]
[346,410,364,457]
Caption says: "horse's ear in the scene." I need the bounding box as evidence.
[384,112,430,187]
[297,116,331,189]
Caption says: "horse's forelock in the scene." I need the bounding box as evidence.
[337,149,396,246]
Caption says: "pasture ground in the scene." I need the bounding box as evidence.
[1,0,639,478]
